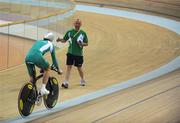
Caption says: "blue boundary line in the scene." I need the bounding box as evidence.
[0,0,72,9]
[76,5,180,35]
[1,5,180,123]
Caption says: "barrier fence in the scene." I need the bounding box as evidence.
[0,0,75,70]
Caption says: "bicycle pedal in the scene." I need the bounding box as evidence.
[35,95,42,106]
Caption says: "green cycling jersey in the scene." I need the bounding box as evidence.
[25,39,59,70]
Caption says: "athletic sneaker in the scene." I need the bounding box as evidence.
[61,82,69,89]
[40,87,50,95]
[35,84,49,106]
[80,79,86,86]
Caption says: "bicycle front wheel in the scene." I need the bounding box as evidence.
[43,77,59,109]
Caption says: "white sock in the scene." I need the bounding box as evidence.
[41,84,46,90]
[64,81,69,84]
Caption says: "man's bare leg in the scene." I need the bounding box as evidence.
[65,65,72,82]
[62,65,72,88]
[41,68,50,95]
[77,67,86,86]
[36,68,50,105]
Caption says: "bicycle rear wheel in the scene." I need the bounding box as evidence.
[18,82,36,117]
[43,77,59,109]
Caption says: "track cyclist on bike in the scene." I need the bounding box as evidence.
[25,32,62,96]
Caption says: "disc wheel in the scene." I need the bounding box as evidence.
[43,77,59,109]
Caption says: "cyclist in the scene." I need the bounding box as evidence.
[25,32,62,96]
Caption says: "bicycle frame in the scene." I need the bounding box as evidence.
[31,65,42,82]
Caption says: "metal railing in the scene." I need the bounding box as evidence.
[0,0,75,70]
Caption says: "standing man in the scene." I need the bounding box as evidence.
[57,19,88,88]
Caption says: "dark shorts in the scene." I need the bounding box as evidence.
[66,53,83,67]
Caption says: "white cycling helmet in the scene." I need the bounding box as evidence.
[44,32,54,41]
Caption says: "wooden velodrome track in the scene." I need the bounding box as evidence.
[0,1,180,123]
[30,69,180,123]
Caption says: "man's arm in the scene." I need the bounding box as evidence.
[51,47,59,69]
[56,31,70,43]
[82,42,88,46]
[50,46,63,74]
[77,41,88,47]
[56,37,67,43]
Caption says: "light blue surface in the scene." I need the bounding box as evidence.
[76,5,180,35]
[1,4,180,123]
[0,10,75,40]
[0,0,72,9]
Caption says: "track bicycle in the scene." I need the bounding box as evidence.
[18,64,60,117]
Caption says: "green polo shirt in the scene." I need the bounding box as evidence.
[63,29,88,56]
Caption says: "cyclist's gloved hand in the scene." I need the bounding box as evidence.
[51,64,63,75]
[51,64,58,71]
[40,69,44,73]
